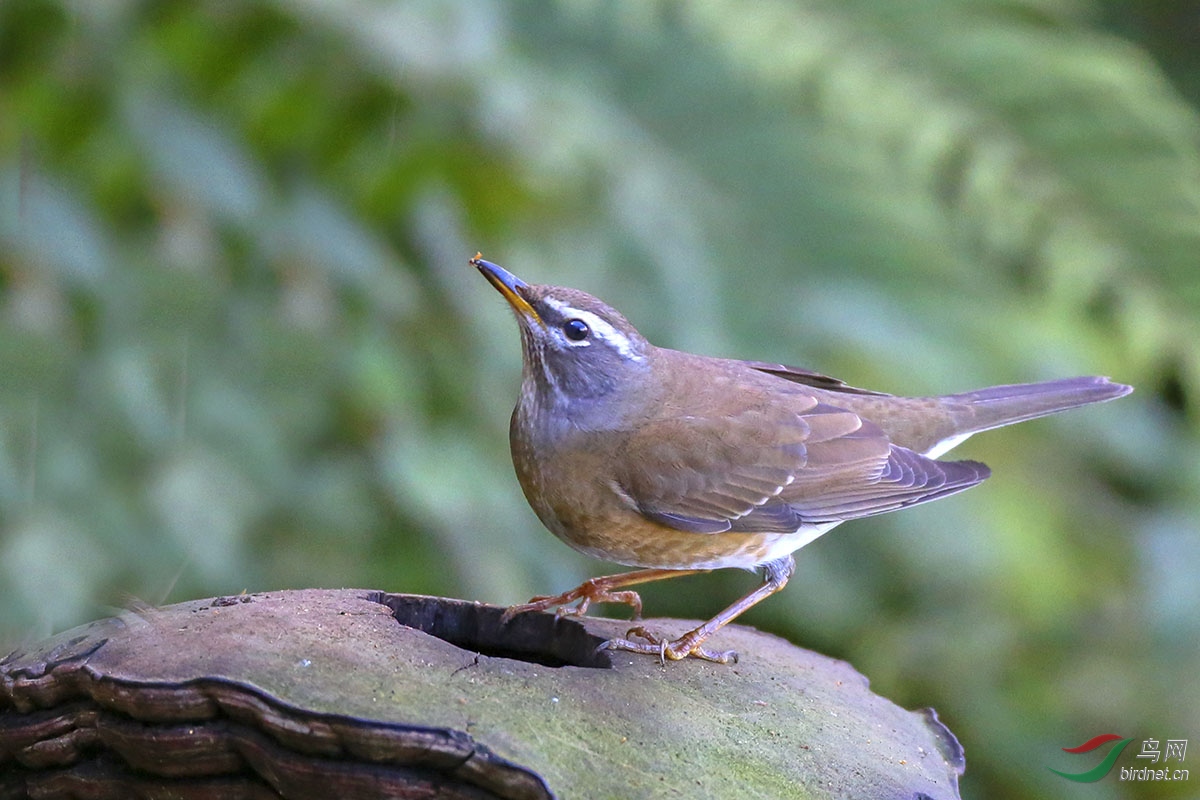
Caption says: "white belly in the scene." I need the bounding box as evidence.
[680,521,845,571]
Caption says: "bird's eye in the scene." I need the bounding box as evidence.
[563,319,590,342]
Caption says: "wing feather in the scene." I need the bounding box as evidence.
[618,398,989,535]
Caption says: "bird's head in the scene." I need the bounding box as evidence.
[473,255,652,408]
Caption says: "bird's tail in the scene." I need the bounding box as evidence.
[942,376,1132,436]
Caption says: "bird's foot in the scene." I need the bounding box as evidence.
[599,625,738,665]
[500,577,644,624]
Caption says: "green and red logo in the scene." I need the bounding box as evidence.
[1049,734,1134,782]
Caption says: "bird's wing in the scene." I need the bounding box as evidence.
[739,359,890,396]
[616,398,989,535]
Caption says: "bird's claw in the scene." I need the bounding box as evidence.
[598,625,738,665]
[500,580,644,625]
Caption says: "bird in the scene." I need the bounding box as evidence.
[472,253,1133,663]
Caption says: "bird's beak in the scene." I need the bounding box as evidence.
[471,253,543,326]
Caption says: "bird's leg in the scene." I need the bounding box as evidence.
[500,567,710,624]
[601,555,795,664]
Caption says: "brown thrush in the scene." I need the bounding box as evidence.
[473,254,1132,663]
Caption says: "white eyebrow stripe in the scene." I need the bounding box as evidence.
[542,297,645,362]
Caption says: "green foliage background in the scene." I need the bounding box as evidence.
[2,1,1198,797]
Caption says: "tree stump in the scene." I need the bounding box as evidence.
[0,589,964,799]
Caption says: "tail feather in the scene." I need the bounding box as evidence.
[943,376,1133,436]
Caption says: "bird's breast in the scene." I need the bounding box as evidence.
[508,400,831,570]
